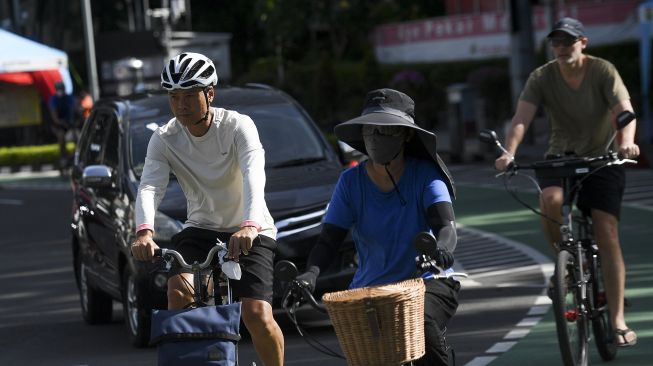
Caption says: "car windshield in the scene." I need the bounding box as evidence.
[129,102,326,177]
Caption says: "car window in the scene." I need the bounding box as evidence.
[129,102,326,176]
[238,103,325,167]
[78,110,119,169]
[129,116,168,177]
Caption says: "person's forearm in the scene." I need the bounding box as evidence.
[135,156,170,233]
[616,121,637,146]
[503,100,537,156]
[612,100,637,146]
[435,224,457,253]
[427,202,457,252]
[504,119,527,155]
[306,223,347,273]
[239,148,267,227]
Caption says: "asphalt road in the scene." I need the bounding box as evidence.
[0,181,549,366]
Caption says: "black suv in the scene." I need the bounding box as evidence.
[70,85,356,347]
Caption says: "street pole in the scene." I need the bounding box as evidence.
[542,0,557,61]
[81,0,100,101]
[639,2,653,145]
[508,0,536,143]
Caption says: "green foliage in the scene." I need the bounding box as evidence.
[238,53,513,133]
[0,143,75,167]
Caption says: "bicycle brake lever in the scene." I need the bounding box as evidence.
[610,158,637,166]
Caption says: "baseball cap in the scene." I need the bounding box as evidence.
[547,17,586,38]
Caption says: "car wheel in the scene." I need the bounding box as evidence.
[122,268,151,348]
[76,255,113,324]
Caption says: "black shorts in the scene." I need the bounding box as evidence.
[538,164,626,219]
[169,227,278,304]
[415,278,460,366]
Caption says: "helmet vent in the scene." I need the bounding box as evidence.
[200,65,215,79]
[187,60,205,78]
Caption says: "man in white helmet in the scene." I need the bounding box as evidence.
[131,52,284,365]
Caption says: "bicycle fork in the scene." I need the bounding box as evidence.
[563,244,589,327]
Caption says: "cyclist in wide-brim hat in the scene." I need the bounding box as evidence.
[298,88,461,365]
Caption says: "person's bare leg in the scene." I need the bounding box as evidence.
[167,273,195,309]
[539,186,564,254]
[592,209,636,344]
[241,297,284,366]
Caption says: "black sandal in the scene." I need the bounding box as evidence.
[615,328,637,347]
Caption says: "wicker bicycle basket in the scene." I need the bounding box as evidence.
[322,278,426,366]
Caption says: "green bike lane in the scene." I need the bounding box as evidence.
[455,184,653,365]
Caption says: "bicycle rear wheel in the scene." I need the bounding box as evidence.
[589,252,617,361]
[552,249,589,366]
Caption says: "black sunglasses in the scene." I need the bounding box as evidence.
[548,36,580,48]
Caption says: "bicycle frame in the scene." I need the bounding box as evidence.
[559,175,589,312]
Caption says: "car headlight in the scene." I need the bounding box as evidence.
[153,210,183,242]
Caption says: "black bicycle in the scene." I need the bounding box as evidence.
[479,110,637,366]
[276,232,467,366]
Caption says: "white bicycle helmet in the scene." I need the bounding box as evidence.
[160,52,218,90]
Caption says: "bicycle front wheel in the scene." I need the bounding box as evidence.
[552,249,589,366]
[590,253,617,361]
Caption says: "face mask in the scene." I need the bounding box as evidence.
[363,134,404,165]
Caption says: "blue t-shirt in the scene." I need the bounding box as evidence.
[49,94,76,125]
[324,157,452,289]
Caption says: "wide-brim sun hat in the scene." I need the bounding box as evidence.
[335,88,456,198]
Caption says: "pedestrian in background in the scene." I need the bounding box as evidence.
[48,81,76,171]
[76,90,94,128]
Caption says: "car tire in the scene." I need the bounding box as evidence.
[122,268,151,348]
[76,255,113,324]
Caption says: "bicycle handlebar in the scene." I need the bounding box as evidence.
[282,279,326,313]
[498,152,636,180]
[153,242,228,271]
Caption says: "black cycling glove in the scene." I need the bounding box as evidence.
[296,265,320,293]
[434,247,455,270]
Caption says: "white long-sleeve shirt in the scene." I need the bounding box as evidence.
[135,107,276,239]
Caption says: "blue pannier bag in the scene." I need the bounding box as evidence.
[150,303,241,366]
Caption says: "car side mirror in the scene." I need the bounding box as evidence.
[82,165,114,189]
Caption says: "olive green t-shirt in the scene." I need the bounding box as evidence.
[520,55,630,157]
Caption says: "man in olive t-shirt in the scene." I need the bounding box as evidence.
[495,17,639,347]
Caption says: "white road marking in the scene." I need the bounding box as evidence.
[464,356,498,366]
[486,341,517,353]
